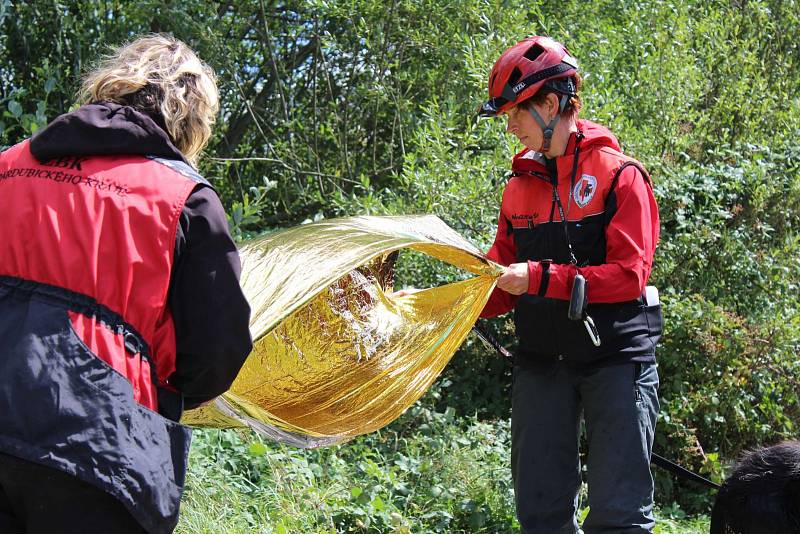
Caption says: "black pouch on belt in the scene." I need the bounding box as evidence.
[569,274,601,346]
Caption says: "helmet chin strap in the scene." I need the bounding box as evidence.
[527,94,570,154]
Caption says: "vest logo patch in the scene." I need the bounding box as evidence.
[573,174,597,209]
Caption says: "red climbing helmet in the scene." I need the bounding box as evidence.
[478,36,579,118]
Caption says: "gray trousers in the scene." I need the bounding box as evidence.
[511,361,659,534]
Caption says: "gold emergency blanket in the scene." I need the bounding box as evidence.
[181,215,502,447]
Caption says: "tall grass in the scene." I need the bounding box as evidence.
[178,397,710,533]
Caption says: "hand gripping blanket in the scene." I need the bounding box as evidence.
[181,215,502,447]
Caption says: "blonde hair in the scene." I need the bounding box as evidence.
[79,34,218,167]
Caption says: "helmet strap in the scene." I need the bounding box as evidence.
[527,94,570,153]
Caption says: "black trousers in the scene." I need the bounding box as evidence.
[0,453,147,534]
[511,361,660,534]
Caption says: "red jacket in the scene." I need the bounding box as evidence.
[481,120,661,365]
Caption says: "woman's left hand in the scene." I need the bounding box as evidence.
[388,287,422,298]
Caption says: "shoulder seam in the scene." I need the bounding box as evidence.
[145,155,213,189]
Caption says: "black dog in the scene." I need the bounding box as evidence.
[710,440,800,533]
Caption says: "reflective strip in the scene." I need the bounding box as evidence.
[146,155,213,188]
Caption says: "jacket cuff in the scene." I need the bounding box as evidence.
[544,263,577,300]
[527,260,543,295]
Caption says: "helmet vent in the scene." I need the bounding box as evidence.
[507,67,522,86]
[523,44,545,62]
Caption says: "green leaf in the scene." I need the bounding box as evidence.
[248,442,267,457]
[468,510,486,530]
[8,101,22,118]
[232,204,243,226]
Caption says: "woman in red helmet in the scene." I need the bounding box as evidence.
[478,36,662,533]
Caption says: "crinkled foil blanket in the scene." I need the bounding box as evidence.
[181,215,502,447]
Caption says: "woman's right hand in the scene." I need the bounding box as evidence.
[496,263,529,295]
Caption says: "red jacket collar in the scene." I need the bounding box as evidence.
[511,119,621,179]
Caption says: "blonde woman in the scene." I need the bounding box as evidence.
[0,35,251,533]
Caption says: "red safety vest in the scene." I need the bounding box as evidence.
[0,140,200,411]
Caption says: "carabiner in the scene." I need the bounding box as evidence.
[583,315,601,347]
